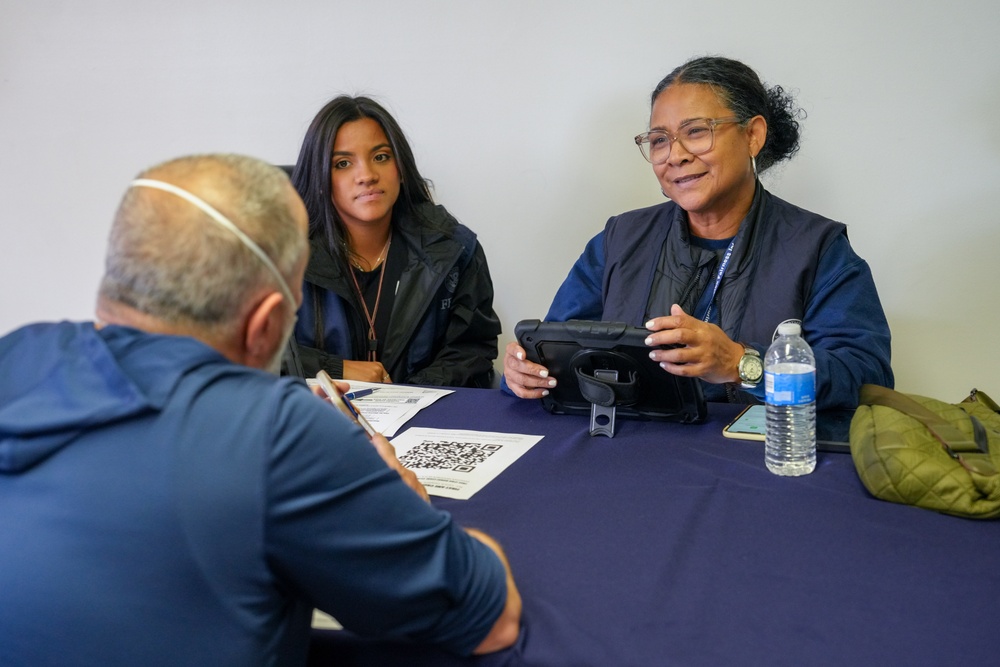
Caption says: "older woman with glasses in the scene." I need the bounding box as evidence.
[503,55,893,409]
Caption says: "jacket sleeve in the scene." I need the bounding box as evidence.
[802,234,894,409]
[286,281,352,380]
[265,384,508,656]
[405,242,502,388]
[293,344,345,380]
[544,231,606,322]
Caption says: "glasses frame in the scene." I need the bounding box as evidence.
[634,116,743,165]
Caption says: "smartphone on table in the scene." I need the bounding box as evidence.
[722,405,766,441]
[723,404,853,453]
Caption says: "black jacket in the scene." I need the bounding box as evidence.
[292,203,501,387]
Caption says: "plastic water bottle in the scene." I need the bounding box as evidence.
[764,322,816,476]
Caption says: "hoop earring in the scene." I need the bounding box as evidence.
[751,155,758,178]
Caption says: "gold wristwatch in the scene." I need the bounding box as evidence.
[738,345,763,389]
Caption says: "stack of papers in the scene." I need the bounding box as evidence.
[304,380,544,499]
[341,381,452,436]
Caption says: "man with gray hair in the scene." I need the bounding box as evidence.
[0,154,520,666]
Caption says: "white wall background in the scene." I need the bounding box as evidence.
[2,0,998,398]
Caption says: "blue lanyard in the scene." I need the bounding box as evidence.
[700,237,737,323]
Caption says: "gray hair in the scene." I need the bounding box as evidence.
[651,56,804,173]
[99,154,306,331]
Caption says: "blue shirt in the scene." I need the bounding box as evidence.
[0,322,507,666]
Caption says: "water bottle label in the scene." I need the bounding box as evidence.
[765,369,816,405]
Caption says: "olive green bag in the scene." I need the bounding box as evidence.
[850,384,1000,519]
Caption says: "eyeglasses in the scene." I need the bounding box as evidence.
[634,117,742,165]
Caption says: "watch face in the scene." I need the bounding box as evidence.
[741,354,763,382]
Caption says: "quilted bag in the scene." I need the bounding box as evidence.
[850,384,1000,519]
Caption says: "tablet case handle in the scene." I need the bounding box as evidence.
[575,367,639,406]
[575,365,639,437]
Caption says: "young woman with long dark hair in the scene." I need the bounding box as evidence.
[290,95,500,387]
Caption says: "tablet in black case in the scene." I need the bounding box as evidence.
[515,319,707,424]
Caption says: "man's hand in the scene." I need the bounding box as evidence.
[502,341,556,398]
[311,380,428,501]
[369,433,430,502]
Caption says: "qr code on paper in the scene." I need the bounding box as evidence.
[399,440,503,473]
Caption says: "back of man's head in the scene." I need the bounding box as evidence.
[98,154,306,336]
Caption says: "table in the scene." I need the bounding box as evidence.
[309,389,1000,666]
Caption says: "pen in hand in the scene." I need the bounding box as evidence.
[344,388,377,400]
[315,370,378,437]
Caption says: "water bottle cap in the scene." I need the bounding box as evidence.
[777,322,801,337]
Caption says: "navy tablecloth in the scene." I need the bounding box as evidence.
[309,389,1000,667]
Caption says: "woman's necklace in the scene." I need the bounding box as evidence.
[347,231,392,362]
[348,234,391,271]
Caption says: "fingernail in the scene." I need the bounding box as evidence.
[645,320,654,328]
[541,389,550,396]
[516,351,523,360]
[649,351,656,359]
[539,369,548,378]
[548,378,557,387]
[644,337,653,346]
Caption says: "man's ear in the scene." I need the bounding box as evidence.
[243,291,289,370]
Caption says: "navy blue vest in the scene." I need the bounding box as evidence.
[601,190,847,347]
